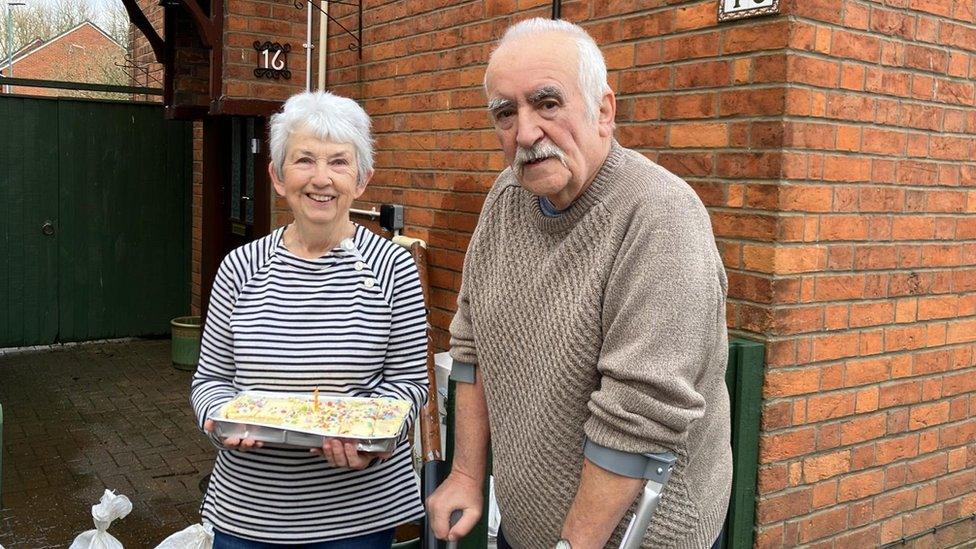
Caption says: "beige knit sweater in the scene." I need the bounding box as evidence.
[450,141,732,549]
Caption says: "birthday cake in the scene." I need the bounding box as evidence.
[219,392,412,439]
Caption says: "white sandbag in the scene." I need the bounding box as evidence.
[69,489,132,549]
[154,523,214,549]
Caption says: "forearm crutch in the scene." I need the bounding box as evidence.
[618,452,677,549]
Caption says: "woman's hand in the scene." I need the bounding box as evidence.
[312,438,393,470]
[203,419,265,451]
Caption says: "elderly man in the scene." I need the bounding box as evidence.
[427,18,731,549]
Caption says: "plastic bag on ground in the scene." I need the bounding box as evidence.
[154,523,214,549]
[69,489,133,549]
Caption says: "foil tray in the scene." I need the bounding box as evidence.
[209,390,408,453]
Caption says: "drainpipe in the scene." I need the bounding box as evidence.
[317,0,328,90]
[551,0,561,19]
[305,0,312,91]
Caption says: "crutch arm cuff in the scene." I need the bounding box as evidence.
[584,438,676,484]
[449,360,477,384]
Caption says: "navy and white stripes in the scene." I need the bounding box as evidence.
[191,224,428,543]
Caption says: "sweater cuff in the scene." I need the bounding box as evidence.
[583,414,670,455]
[448,344,478,370]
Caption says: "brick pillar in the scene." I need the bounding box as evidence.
[750,0,976,546]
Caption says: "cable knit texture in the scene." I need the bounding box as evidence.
[450,141,732,549]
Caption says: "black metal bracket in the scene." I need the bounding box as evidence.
[292,0,363,59]
[121,0,169,64]
[379,204,404,233]
[114,53,164,88]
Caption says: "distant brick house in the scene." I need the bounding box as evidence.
[0,21,125,97]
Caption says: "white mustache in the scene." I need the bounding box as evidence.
[513,141,568,177]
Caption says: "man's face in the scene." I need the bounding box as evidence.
[484,32,614,209]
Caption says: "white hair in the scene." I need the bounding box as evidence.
[487,18,610,121]
[268,91,374,185]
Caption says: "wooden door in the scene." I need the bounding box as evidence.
[225,117,270,250]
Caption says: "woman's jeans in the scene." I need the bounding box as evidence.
[213,528,395,549]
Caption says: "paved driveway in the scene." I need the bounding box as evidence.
[0,340,214,548]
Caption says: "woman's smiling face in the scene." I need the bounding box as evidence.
[271,129,368,228]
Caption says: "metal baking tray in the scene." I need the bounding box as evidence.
[209,390,410,453]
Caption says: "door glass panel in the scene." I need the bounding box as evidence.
[245,118,255,224]
[230,118,242,221]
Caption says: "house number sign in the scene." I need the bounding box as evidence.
[718,0,778,21]
[253,41,291,79]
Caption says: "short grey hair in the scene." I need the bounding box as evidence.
[268,91,374,186]
[487,18,610,121]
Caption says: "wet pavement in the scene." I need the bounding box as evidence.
[0,339,214,548]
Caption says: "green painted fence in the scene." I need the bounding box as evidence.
[443,337,766,548]
[723,338,766,549]
[0,95,191,347]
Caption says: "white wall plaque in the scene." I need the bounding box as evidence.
[719,0,779,21]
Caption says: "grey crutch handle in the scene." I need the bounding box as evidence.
[445,509,463,549]
[618,452,677,549]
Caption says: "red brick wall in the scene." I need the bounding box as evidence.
[6,24,125,97]
[171,7,212,110]
[223,0,308,100]
[752,0,976,546]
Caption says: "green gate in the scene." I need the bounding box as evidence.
[0,95,191,347]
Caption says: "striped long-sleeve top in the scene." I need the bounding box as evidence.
[190,224,428,543]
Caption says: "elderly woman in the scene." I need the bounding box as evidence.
[191,91,428,548]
